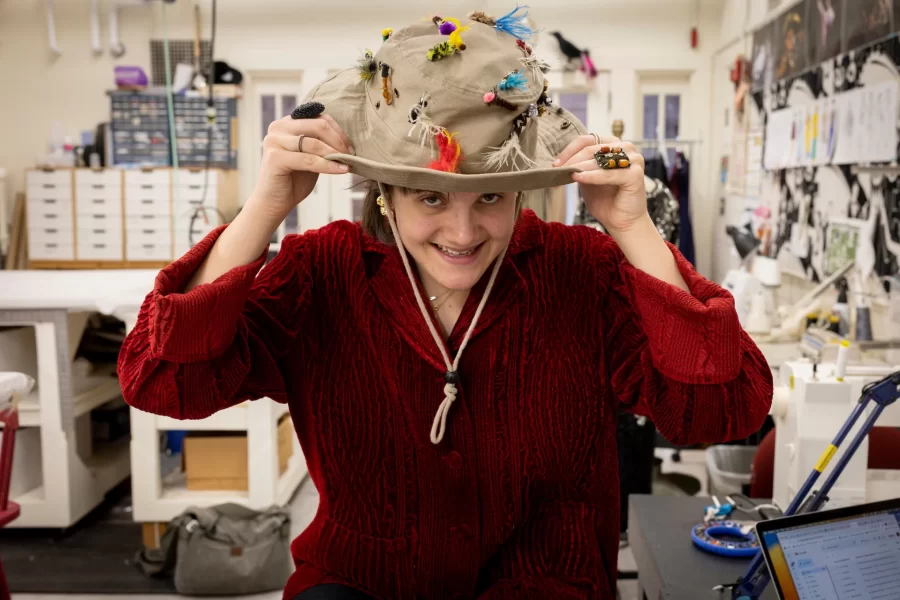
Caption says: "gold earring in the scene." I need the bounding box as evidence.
[376,195,387,216]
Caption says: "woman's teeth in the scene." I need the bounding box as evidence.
[437,244,477,257]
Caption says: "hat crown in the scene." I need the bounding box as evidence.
[303,9,588,189]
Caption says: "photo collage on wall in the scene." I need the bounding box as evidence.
[748,0,900,284]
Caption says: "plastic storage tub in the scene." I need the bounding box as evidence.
[706,445,758,496]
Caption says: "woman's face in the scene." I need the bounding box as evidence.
[390,188,518,292]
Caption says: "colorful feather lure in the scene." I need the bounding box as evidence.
[498,69,527,91]
[426,41,460,61]
[356,49,377,81]
[429,130,463,173]
[495,5,535,41]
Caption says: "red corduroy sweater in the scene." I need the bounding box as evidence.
[118,209,773,600]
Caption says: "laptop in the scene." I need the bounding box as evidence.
[755,497,900,600]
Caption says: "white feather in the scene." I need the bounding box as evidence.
[483,132,537,172]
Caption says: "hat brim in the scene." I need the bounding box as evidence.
[325,153,583,193]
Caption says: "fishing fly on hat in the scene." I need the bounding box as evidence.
[291,6,613,444]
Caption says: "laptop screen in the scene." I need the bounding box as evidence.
[759,506,900,600]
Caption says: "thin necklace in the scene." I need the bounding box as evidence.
[429,290,454,312]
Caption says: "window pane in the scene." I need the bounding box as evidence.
[281,94,297,117]
[642,95,659,140]
[261,94,275,142]
[665,94,680,139]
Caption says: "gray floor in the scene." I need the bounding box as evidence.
[13,476,640,600]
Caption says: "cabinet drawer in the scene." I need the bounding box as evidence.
[77,226,122,246]
[77,229,123,260]
[28,226,74,244]
[124,170,170,187]
[125,193,170,216]
[126,241,172,262]
[126,214,171,230]
[77,212,120,229]
[28,207,73,229]
[76,195,122,214]
[77,242,123,261]
[173,185,218,207]
[75,169,122,189]
[27,170,73,189]
[76,183,122,200]
[174,169,217,189]
[29,240,74,261]
[27,185,73,204]
[126,226,171,246]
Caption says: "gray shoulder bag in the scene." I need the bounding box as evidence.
[135,502,292,595]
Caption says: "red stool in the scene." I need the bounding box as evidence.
[0,404,19,600]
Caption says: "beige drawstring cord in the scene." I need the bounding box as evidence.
[376,182,512,444]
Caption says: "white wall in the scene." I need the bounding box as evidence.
[1,0,726,274]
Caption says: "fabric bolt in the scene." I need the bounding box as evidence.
[118,210,773,600]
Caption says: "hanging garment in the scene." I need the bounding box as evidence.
[574,176,680,246]
[669,151,696,265]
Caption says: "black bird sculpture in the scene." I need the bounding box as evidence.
[550,31,597,78]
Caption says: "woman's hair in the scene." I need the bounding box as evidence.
[361,181,396,244]
[360,181,526,245]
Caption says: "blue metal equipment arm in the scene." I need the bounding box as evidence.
[729,371,900,600]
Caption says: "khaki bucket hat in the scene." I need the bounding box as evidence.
[299,7,589,193]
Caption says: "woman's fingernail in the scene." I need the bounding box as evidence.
[552,159,560,166]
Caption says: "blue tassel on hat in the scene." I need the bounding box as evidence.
[496,5,535,41]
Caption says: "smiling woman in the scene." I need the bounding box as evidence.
[117,9,774,600]
[362,182,520,338]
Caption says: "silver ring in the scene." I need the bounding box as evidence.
[591,132,600,146]
[297,135,306,153]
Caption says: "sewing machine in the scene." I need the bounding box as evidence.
[770,356,900,511]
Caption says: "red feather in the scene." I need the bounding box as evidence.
[428,130,462,172]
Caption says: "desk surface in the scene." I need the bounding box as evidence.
[628,495,778,600]
[0,269,159,313]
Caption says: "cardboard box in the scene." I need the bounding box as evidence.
[184,432,248,491]
[142,522,168,549]
[277,414,294,475]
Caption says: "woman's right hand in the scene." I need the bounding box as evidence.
[251,113,354,220]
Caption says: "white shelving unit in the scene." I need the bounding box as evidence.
[0,269,307,527]
[130,397,308,523]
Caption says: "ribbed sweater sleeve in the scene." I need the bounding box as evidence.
[117,226,316,419]
[604,240,773,444]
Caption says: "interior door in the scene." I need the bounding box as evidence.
[249,77,304,248]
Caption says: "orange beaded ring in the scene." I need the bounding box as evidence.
[594,147,630,170]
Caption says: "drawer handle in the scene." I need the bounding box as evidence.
[93,229,106,234]
[43,213,57,219]
[42,199,57,204]
[142,244,154,249]
[92,199,105,204]
[141,214,154,219]
[93,244,107,249]
[45,228,57,234]
[42,184,56,189]
[141,199,153,204]
[140,184,154,189]
[142,229,155,234]
[188,185,202,190]
[46,243,58,248]
[91,184,104,190]
[93,214,107,219]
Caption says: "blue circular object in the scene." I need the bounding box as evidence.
[691,521,760,558]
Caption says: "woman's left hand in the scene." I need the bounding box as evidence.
[553,135,648,235]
